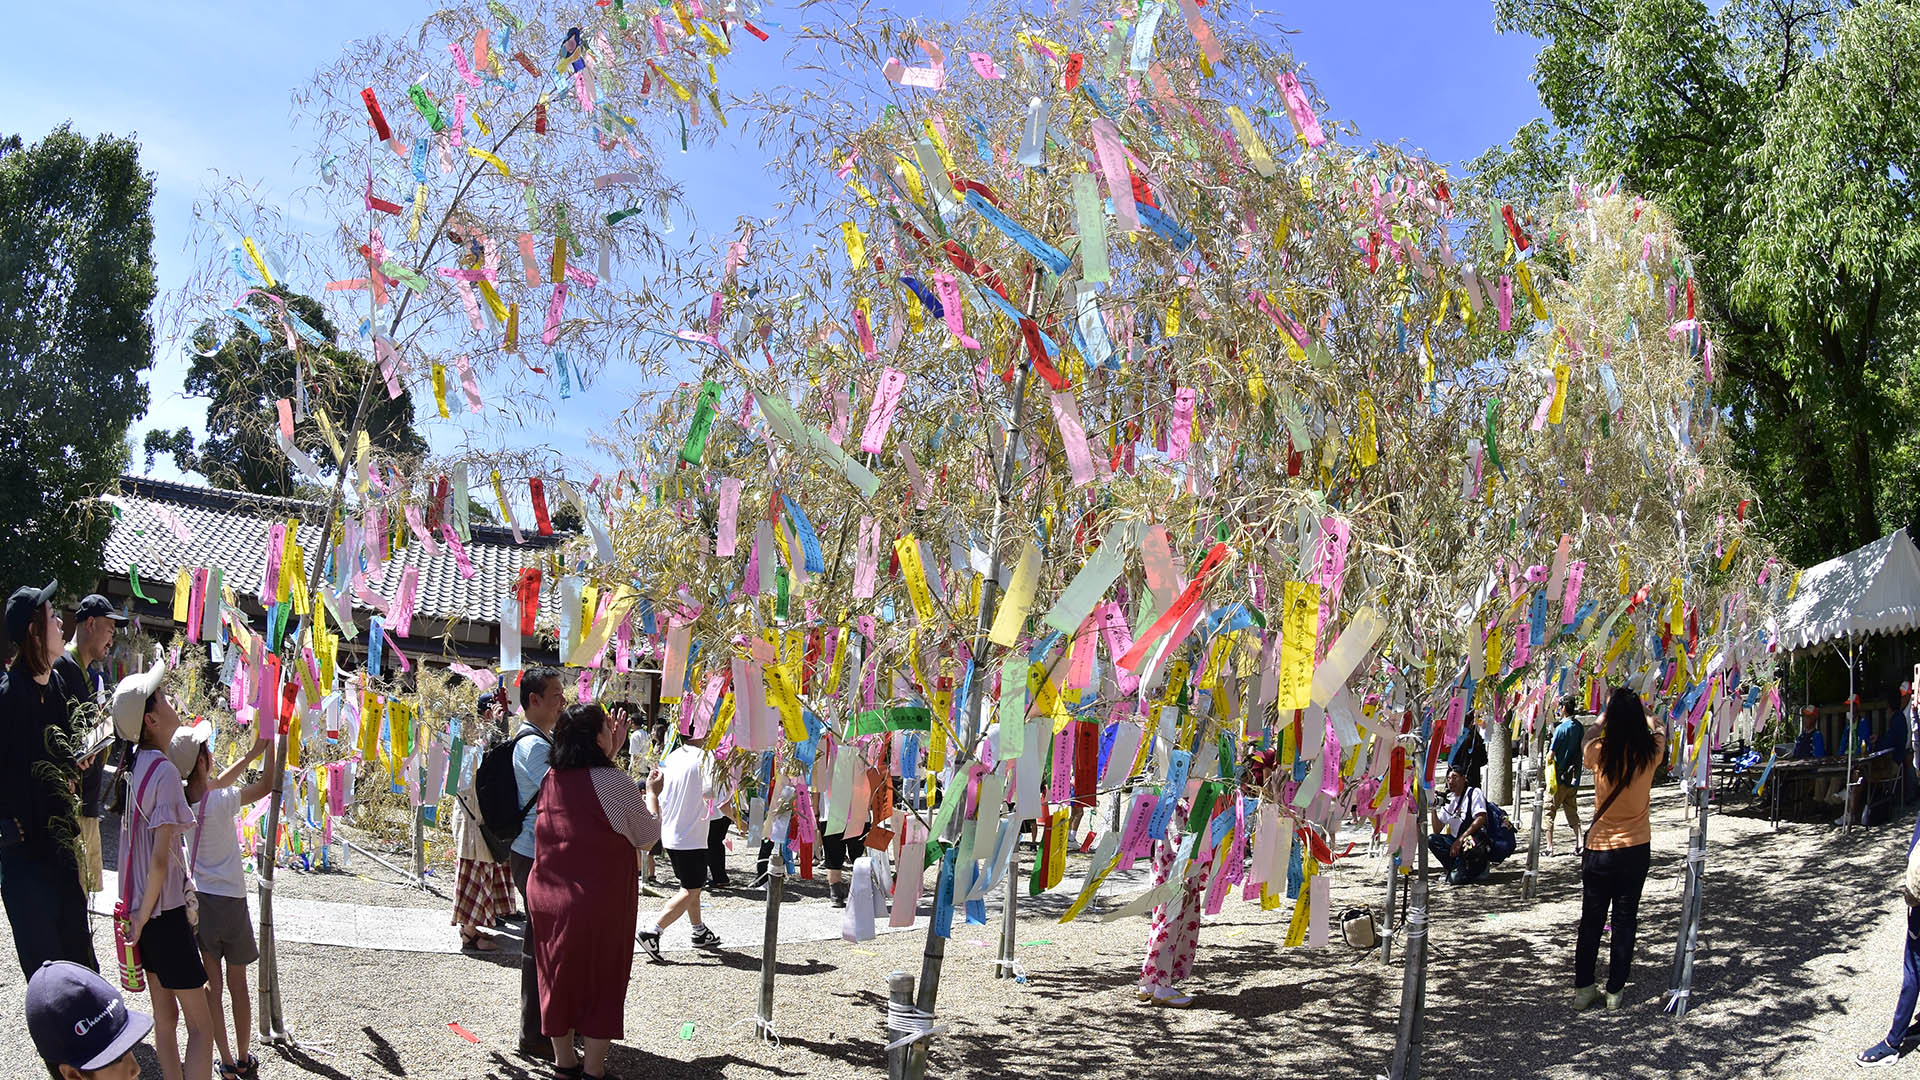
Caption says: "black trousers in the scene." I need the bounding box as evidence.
[508,851,539,1043]
[706,817,732,887]
[1,848,98,979]
[1575,842,1651,993]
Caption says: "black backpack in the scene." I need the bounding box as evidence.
[475,728,546,861]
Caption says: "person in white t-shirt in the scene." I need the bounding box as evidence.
[182,723,275,1080]
[637,739,718,959]
[1428,764,1493,885]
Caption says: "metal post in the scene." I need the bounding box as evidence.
[1388,727,1431,1080]
[411,800,426,885]
[1381,853,1398,965]
[886,970,916,1080]
[756,870,783,1040]
[994,844,1019,978]
[1524,726,1547,900]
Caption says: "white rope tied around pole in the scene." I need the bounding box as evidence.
[991,955,1030,984]
[732,1015,781,1048]
[884,999,946,1052]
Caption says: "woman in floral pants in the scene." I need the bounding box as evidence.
[1136,833,1214,1008]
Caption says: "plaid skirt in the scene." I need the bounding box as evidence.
[451,857,517,929]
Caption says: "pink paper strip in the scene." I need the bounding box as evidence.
[1561,561,1587,627]
[933,273,980,348]
[852,516,881,599]
[1167,388,1196,462]
[543,280,568,345]
[1276,71,1325,146]
[389,567,419,638]
[1050,390,1096,487]
[440,523,476,579]
[900,444,929,509]
[1090,118,1138,231]
[453,353,483,413]
[859,367,908,454]
[967,51,1003,79]
[716,477,744,557]
[517,233,541,287]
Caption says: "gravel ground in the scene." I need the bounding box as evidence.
[2,789,1911,1079]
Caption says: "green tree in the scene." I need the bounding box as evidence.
[0,126,155,592]
[144,292,428,497]
[1481,0,1920,563]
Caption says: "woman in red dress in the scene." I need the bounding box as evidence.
[529,703,660,1079]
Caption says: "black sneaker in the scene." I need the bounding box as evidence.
[636,929,663,962]
[1860,1040,1901,1067]
[690,925,722,949]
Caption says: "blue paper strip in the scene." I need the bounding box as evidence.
[932,848,958,939]
[1147,750,1192,839]
[780,494,827,573]
[964,191,1071,275]
[1136,201,1195,250]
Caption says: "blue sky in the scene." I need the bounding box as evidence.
[1,0,1546,484]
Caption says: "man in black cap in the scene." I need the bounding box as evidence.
[26,959,153,1079]
[54,595,128,898]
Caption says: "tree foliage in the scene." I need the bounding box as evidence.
[0,125,156,592]
[1481,0,1920,564]
[145,293,428,498]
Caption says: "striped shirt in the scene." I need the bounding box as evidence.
[588,767,660,849]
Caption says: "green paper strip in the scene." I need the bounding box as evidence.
[754,391,881,499]
[1042,520,1140,634]
[1070,172,1109,283]
[845,706,932,737]
[130,565,152,602]
[680,380,722,465]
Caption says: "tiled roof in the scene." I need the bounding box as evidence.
[103,476,567,630]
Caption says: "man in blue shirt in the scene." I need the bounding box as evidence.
[1546,695,1586,856]
[507,667,564,1060]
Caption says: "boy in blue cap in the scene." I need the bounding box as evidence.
[27,959,153,1079]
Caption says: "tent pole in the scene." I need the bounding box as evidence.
[1847,633,1857,835]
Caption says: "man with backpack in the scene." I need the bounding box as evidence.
[1429,763,1511,885]
[476,667,564,1061]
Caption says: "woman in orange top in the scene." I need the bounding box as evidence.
[1574,687,1666,1011]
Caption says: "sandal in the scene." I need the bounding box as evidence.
[553,1066,584,1080]
[461,932,498,952]
[219,1064,241,1080]
[237,1053,260,1079]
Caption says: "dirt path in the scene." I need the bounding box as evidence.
[0,788,1907,1079]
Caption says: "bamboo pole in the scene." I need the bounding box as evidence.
[255,110,531,1045]
[904,289,1038,1079]
[1387,700,1433,1080]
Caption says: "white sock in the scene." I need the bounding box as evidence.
[692,922,708,933]
[648,924,663,936]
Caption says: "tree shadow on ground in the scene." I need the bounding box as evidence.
[1397,815,1894,1079]
[921,802,1906,1080]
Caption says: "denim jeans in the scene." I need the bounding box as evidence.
[1884,904,1920,1046]
[1427,833,1489,885]
[1575,842,1651,993]
[508,851,540,1043]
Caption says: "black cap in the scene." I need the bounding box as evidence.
[5,580,57,643]
[26,960,152,1070]
[74,594,127,624]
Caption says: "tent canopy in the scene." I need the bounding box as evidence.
[1774,528,1920,653]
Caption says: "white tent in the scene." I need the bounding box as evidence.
[1774,528,1920,653]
